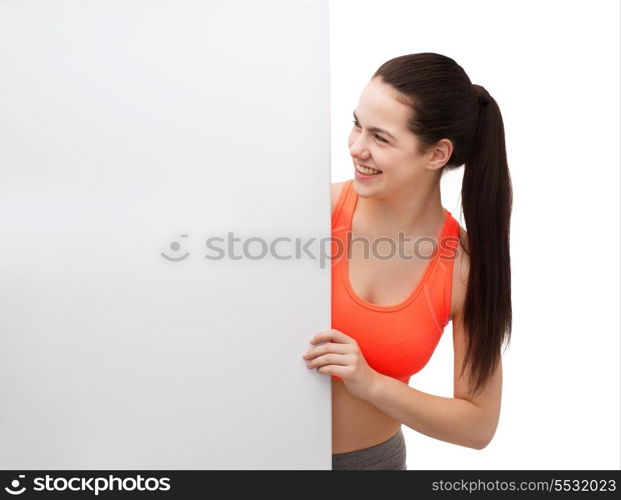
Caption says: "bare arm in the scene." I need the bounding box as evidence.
[364,324,502,449]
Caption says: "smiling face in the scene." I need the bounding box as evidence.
[348,77,448,197]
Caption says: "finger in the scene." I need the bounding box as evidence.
[316,364,350,378]
[303,342,350,360]
[310,329,354,346]
[306,353,352,369]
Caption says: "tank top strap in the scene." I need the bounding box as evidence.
[331,179,355,231]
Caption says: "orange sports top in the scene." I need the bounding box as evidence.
[331,179,460,384]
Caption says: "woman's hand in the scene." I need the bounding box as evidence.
[302,328,380,401]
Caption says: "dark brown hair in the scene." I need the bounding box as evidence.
[372,53,512,396]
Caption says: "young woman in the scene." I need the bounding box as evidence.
[302,53,512,470]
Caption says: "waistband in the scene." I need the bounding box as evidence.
[332,429,404,457]
[331,429,407,470]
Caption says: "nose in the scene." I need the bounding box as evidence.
[349,134,371,161]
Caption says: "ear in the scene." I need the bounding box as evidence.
[427,138,453,171]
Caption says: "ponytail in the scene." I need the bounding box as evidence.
[459,84,513,395]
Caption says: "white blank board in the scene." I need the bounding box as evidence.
[0,0,331,469]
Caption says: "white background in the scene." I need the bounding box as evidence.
[329,0,620,470]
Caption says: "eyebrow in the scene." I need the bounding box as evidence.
[352,111,397,141]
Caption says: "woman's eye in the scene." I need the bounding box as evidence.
[352,120,387,143]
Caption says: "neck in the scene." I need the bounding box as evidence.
[355,178,445,235]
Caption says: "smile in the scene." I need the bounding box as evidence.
[356,164,383,175]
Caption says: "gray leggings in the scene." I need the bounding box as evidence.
[331,429,407,470]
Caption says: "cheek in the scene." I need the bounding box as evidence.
[373,151,392,167]
[378,157,409,175]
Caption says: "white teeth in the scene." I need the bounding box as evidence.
[357,165,382,175]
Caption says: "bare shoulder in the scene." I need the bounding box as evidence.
[331,181,348,214]
[450,223,471,320]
